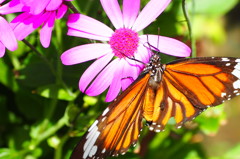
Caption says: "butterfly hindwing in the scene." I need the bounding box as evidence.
[144,57,240,132]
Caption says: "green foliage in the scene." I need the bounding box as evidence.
[0,0,239,159]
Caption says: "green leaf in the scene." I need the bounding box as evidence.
[37,84,77,101]
[0,148,11,159]
[83,95,98,107]
[0,59,18,91]
[192,16,226,44]
[195,105,226,135]
[15,89,45,120]
[185,150,202,159]
[189,0,238,16]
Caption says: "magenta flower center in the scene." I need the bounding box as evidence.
[109,28,139,58]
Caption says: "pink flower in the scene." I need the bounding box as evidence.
[61,0,191,102]
[20,0,72,15]
[0,0,71,48]
[0,16,18,57]
[0,0,29,14]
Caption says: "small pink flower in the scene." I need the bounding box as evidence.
[61,0,191,102]
[0,16,18,57]
[0,0,29,14]
[20,0,72,15]
[0,0,71,48]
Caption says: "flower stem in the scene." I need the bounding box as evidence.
[54,132,70,159]
[22,39,57,76]
[31,117,66,148]
[182,0,196,57]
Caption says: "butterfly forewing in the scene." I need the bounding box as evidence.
[71,74,150,159]
[166,57,240,106]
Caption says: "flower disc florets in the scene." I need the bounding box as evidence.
[109,28,139,58]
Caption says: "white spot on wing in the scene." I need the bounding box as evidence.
[88,120,98,132]
[234,63,240,70]
[222,58,230,62]
[102,107,109,116]
[226,63,231,66]
[86,126,97,140]
[233,80,240,89]
[235,59,240,63]
[83,131,100,158]
[101,117,106,122]
[177,125,182,129]
[221,92,226,97]
[89,145,98,157]
[85,126,98,149]
[155,129,161,133]
[101,148,106,153]
[232,69,240,79]
[149,126,154,131]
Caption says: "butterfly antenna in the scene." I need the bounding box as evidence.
[113,47,145,65]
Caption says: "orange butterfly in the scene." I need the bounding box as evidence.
[71,55,240,159]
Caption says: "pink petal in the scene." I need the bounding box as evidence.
[132,0,171,32]
[40,12,55,48]
[0,42,6,57]
[56,4,67,19]
[100,0,123,29]
[0,0,5,3]
[10,12,30,29]
[0,16,17,51]
[67,13,113,41]
[123,0,140,28]
[0,0,28,14]
[21,0,50,14]
[11,12,50,40]
[67,29,110,41]
[84,57,118,96]
[79,53,114,92]
[140,34,191,57]
[61,43,112,65]
[105,58,123,102]
[46,0,62,11]
[136,44,152,63]
[121,59,141,90]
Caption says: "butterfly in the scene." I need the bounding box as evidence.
[71,54,240,159]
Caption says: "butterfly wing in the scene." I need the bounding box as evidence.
[143,57,240,131]
[71,74,151,159]
[72,56,240,158]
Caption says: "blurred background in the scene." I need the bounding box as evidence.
[0,0,240,159]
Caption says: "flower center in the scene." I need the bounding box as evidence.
[109,28,139,58]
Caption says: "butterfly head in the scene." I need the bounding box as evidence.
[144,54,166,83]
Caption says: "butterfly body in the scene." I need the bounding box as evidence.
[71,56,240,159]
